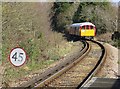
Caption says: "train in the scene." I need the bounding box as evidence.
[68,22,96,39]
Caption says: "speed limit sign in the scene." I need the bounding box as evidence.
[9,47,27,67]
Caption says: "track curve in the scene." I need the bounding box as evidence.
[19,40,89,88]
[42,39,106,89]
[34,41,90,88]
[19,39,106,89]
[78,39,107,89]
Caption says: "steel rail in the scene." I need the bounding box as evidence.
[19,41,90,88]
[34,41,91,88]
[77,39,107,89]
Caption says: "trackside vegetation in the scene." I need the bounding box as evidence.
[52,2,117,35]
[2,2,119,87]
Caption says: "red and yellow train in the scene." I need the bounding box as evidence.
[68,22,96,39]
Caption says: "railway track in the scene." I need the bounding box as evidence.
[34,39,106,89]
[78,39,106,89]
[19,40,89,88]
[19,39,106,89]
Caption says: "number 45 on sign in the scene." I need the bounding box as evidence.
[9,47,27,67]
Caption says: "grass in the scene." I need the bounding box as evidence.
[1,2,101,86]
[5,59,55,76]
[3,38,76,85]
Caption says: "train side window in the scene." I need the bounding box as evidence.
[75,27,76,30]
[73,27,76,34]
[91,26,93,29]
[72,27,75,30]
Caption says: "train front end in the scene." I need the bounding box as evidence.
[80,24,96,37]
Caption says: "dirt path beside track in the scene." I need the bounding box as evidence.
[96,43,118,78]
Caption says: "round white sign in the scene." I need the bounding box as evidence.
[9,47,27,67]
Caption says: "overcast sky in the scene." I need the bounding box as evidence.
[111,0,119,2]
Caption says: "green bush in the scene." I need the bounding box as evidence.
[51,2,74,32]
[52,2,113,35]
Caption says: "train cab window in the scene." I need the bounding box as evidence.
[82,26,85,29]
[90,26,93,29]
[86,25,89,29]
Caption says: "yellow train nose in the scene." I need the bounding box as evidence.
[81,29,95,36]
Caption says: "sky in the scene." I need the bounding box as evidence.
[111,0,120,2]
